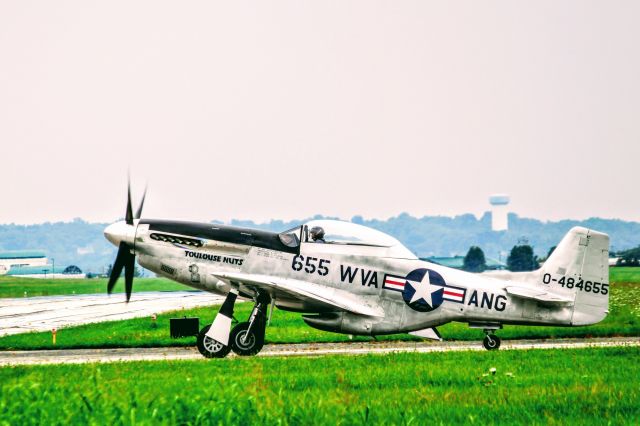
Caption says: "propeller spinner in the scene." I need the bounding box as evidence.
[104,180,146,302]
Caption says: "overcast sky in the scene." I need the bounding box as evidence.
[1,1,639,225]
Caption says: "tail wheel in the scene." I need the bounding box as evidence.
[483,334,501,351]
[230,321,265,356]
[197,325,231,358]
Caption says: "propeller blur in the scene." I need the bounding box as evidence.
[104,180,145,302]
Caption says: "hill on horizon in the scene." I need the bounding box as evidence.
[0,213,639,274]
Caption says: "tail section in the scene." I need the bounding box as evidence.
[540,227,610,325]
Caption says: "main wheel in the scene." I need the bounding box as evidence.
[197,325,231,358]
[483,334,501,351]
[230,321,265,356]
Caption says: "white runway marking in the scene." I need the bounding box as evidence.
[1,337,638,366]
[0,292,223,336]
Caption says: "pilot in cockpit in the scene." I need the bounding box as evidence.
[310,226,326,243]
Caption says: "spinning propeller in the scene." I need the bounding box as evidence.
[105,179,146,302]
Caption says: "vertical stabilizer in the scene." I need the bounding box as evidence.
[540,227,610,325]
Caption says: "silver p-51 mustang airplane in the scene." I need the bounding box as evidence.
[104,185,610,358]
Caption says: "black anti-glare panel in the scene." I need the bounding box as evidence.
[141,219,299,254]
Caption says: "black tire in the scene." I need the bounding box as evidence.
[483,334,501,351]
[230,321,265,356]
[197,325,231,358]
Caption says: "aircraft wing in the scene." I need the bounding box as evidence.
[409,327,442,341]
[505,286,573,304]
[211,271,385,318]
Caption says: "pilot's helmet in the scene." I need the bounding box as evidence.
[310,226,325,241]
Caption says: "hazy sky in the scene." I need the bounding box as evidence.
[1,1,639,225]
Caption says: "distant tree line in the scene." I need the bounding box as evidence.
[1,214,640,275]
[105,263,144,278]
[616,246,640,266]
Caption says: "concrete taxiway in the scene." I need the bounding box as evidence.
[1,336,638,366]
[0,291,223,336]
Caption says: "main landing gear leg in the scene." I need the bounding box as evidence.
[482,329,501,351]
[196,289,238,358]
[230,292,271,356]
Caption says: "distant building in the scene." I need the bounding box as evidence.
[0,250,47,275]
[0,250,84,279]
[4,265,83,279]
[489,194,510,231]
[424,256,507,271]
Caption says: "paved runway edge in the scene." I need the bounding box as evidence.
[1,336,639,366]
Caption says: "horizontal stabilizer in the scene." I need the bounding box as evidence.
[409,327,442,341]
[506,286,573,304]
[212,271,384,318]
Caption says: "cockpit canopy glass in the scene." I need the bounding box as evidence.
[302,220,417,258]
[278,226,301,248]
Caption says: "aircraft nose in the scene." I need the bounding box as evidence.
[104,221,136,247]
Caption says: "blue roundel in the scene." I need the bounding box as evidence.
[402,268,447,312]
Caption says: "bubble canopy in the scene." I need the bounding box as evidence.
[279,220,417,259]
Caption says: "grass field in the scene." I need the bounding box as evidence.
[609,266,640,284]
[1,266,638,299]
[1,346,638,424]
[0,276,184,298]
[1,280,638,350]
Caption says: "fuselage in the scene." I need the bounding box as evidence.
[104,218,582,336]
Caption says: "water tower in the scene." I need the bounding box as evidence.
[489,194,510,231]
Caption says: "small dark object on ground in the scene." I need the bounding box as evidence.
[170,317,200,338]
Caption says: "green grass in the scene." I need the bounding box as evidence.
[0,276,184,298]
[610,266,640,284]
[1,281,638,351]
[1,347,638,425]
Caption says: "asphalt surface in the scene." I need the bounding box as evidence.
[1,336,638,366]
[0,291,224,336]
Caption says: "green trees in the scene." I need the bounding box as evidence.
[616,246,640,266]
[507,245,538,271]
[463,246,487,273]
